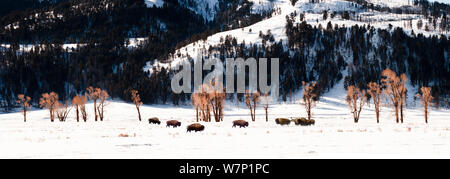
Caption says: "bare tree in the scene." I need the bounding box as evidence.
[346,85,367,123]
[208,82,225,122]
[131,90,143,121]
[56,101,72,122]
[79,95,88,122]
[16,94,31,122]
[192,92,201,122]
[193,84,212,122]
[39,92,59,122]
[72,95,83,122]
[260,93,271,122]
[368,82,382,123]
[97,90,109,121]
[302,81,317,121]
[245,90,260,122]
[417,86,432,123]
[86,86,101,121]
[381,69,408,123]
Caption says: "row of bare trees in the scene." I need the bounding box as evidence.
[17,86,109,122]
[346,69,433,124]
[186,69,432,124]
[16,72,433,124]
[190,81,276,123]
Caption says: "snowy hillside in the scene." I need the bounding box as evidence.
[147,0,449,71]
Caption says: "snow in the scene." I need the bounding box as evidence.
[366,0,413,7]
[1,79,450,158]
[145,0,164,8]
[126,38,147,48]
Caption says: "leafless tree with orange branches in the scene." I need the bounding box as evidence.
[72,95,85,122]
[39,92,59,122]
[302,81,317,121]
[86,86,101,121]
[193,84,212,122]
[16,94,31,122]
[56,101,72,122]
[79,95,88,122]
[131,90,143,121]
[417,86,432,123]
[381,69,408,123]
[245,90,260,122]
[260,93,271,122]
[368,82,382,123]
[97,90,109,121]
[208,82,225,122]
[346,85,367,123]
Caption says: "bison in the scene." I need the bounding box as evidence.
[275,118,291,125]
[292,117,315,126]
[232,120,249,128]
[148,117,161,125]
[187,123,205,132]
[166,120,181,128]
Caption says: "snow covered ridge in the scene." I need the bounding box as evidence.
[367,0,450,8]
[148,0,448,72]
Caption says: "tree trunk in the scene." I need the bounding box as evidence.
[249,108,254,121]
[23,107,27,122]
[196,107,199,122]
[394,104,399,123]
[425,107,428,123]
[50,110,54,122]
[400,104,404,123]
[99,106,104,121]
[265,107,268,122]
[76,107,79,122]
[94,100,98,121]
[136,106,141,121]
[376,111,379,123]
[253,101,256,121]
[307,106,311,121]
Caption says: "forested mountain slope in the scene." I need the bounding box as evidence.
[0,0,449,111]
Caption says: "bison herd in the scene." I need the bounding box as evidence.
[275,117,315,126]
[147,117,315,132]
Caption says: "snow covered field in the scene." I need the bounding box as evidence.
[1,84,450,159]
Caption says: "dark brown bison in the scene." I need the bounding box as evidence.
[292,117,315,126]
[275,118,291,125]
[166,120,181,128]
[232,120,249,128]
[187,123,205,132]
[148,117,161,125]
